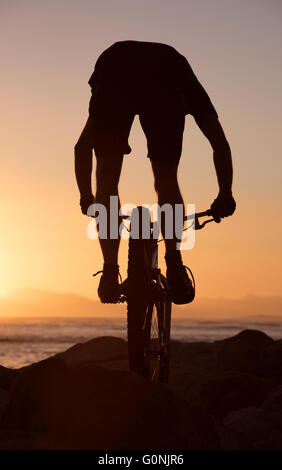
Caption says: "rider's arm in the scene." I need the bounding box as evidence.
[177,53,235,217]
[195,114,233,196]
[74,117,95,213]
[177,54,234,195]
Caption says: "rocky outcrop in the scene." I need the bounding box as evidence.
[170,367,274,419]
[54,336,128,368]
[0,329,281,449]
[0,365,18,390]
[1,357,222,450]
[0,430,70,450]
[223,386,282,449]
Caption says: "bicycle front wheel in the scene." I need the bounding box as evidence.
[127,234,148,378]
[126,205,171,382]
[144,294,171,383]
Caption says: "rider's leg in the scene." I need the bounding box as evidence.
[139,94,194,303]
[95,154,124,265]
[89,83,134,302]
[151,159,184,251]
[93,153,124,303]
[151,159,194,304]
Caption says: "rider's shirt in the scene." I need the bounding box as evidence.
[88,40,218,120]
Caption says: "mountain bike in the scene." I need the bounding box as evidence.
[119,206,214,383]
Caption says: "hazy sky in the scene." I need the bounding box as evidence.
[0,0,281,302]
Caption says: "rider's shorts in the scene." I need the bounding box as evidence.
[89,84,186,164]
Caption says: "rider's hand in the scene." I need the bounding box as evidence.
[210,192,236,223]
[80,195,95,216]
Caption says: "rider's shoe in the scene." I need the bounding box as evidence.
[95,263,120,303]
[165,252,195,305]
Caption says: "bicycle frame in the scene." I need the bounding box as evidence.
[122,207,215,382]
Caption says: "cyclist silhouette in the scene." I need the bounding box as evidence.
[75,40,236,304]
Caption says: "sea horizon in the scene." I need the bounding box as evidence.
[0,315,281,369]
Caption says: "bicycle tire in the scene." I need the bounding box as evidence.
[127,234,148,377]
[126,206,172,382]
[126,205,151,377]
[143,284,171,383]
[159,274,172,382]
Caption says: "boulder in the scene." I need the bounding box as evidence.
[0,365,18,390]
[169,366,274,419]
[170,330,276,376]
[254,339,282,383]
[1,330,281,450]
[223,387,282,449]
[0,430,69,450]
[0,356,224,450]
[216,329,273,374]
[0,366,17,422]
[54,336,128,368]
[0,388,9,421]
[170,340,221,370]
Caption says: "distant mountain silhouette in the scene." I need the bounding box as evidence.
[0,288,282,320]
[0,288,124,318]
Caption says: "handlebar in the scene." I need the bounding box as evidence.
[120,208,215,230]
[184,209,215,230]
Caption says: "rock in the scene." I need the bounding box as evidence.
[0,366,16,422]
[259,386,282,432]
[216,329,273,374]
[219,329,273,348]
[254,340,282,383]
[0,430,70,450]
[0,388,9,421]
[170,340,221,370]
[1,356,225,450]
[0,365,18,390]
[169,366,274,419]
[54,336,128,367]
[1,331,281,450]
[170,330,276,376]
[214,421,247,450]
[223,387,282,449]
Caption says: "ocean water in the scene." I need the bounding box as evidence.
[0,317,281,369]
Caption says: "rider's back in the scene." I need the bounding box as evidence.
[88,40,186,90]
[88,40,217,120]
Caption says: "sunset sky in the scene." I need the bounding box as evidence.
[1,0,281,304]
